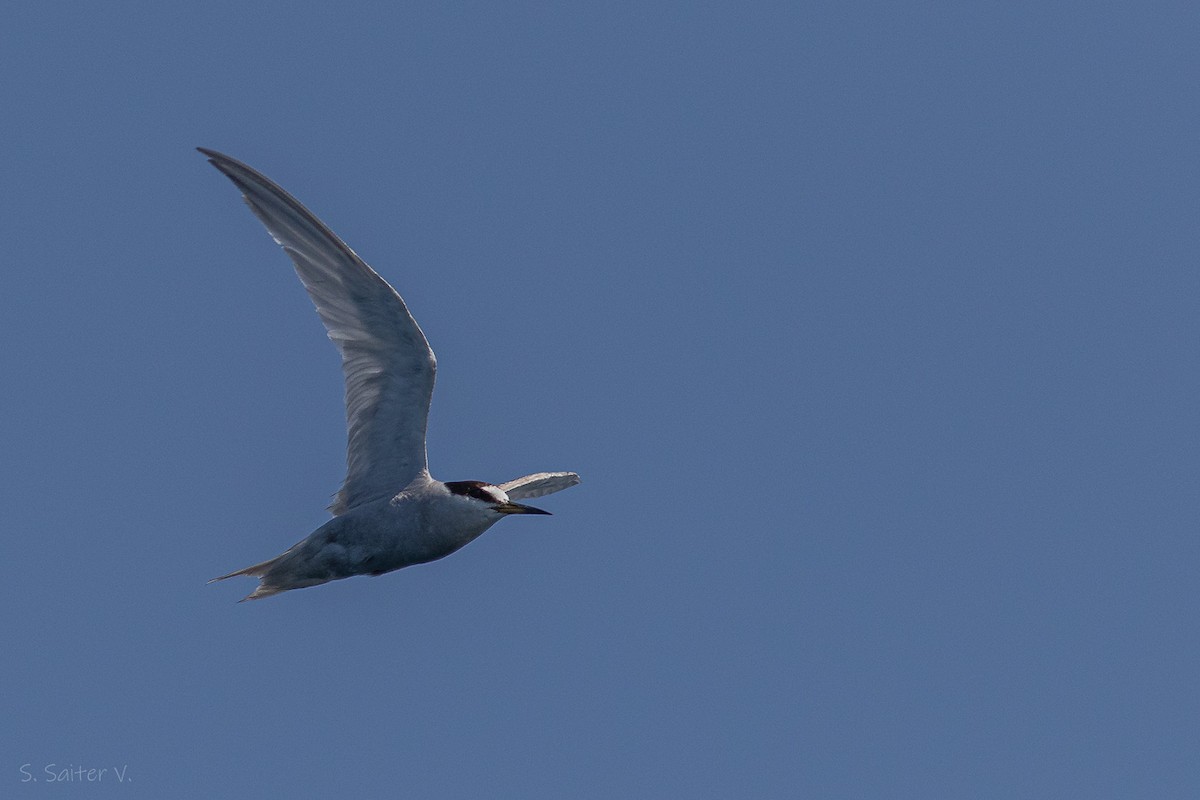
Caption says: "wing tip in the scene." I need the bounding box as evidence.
[499,471,582,500]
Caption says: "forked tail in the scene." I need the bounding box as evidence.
[208,555,288,602]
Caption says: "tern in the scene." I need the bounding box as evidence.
[200,148,579,601]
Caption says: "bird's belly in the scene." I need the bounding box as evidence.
[295,508,489,580]
[359,533,466,575]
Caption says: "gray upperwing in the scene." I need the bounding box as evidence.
[201,149,437,514]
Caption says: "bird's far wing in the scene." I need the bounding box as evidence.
[498,472,581,500]
[200,148,436,515]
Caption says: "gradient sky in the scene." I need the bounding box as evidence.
[2,1,1198,798]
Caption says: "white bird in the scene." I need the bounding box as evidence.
[200,148,579,601]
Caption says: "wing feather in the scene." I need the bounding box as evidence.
[498,472,581,500]
[200,149,436,515]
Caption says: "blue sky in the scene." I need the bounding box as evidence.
[2,1,1198,797]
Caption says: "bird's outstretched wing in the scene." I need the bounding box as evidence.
[498,472,581,500]
[200,148,436,515]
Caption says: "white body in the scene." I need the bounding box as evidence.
[252,477,500,592]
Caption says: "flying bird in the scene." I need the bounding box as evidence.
[200,148,579,601]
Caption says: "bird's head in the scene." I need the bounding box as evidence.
[444,480,551,517]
